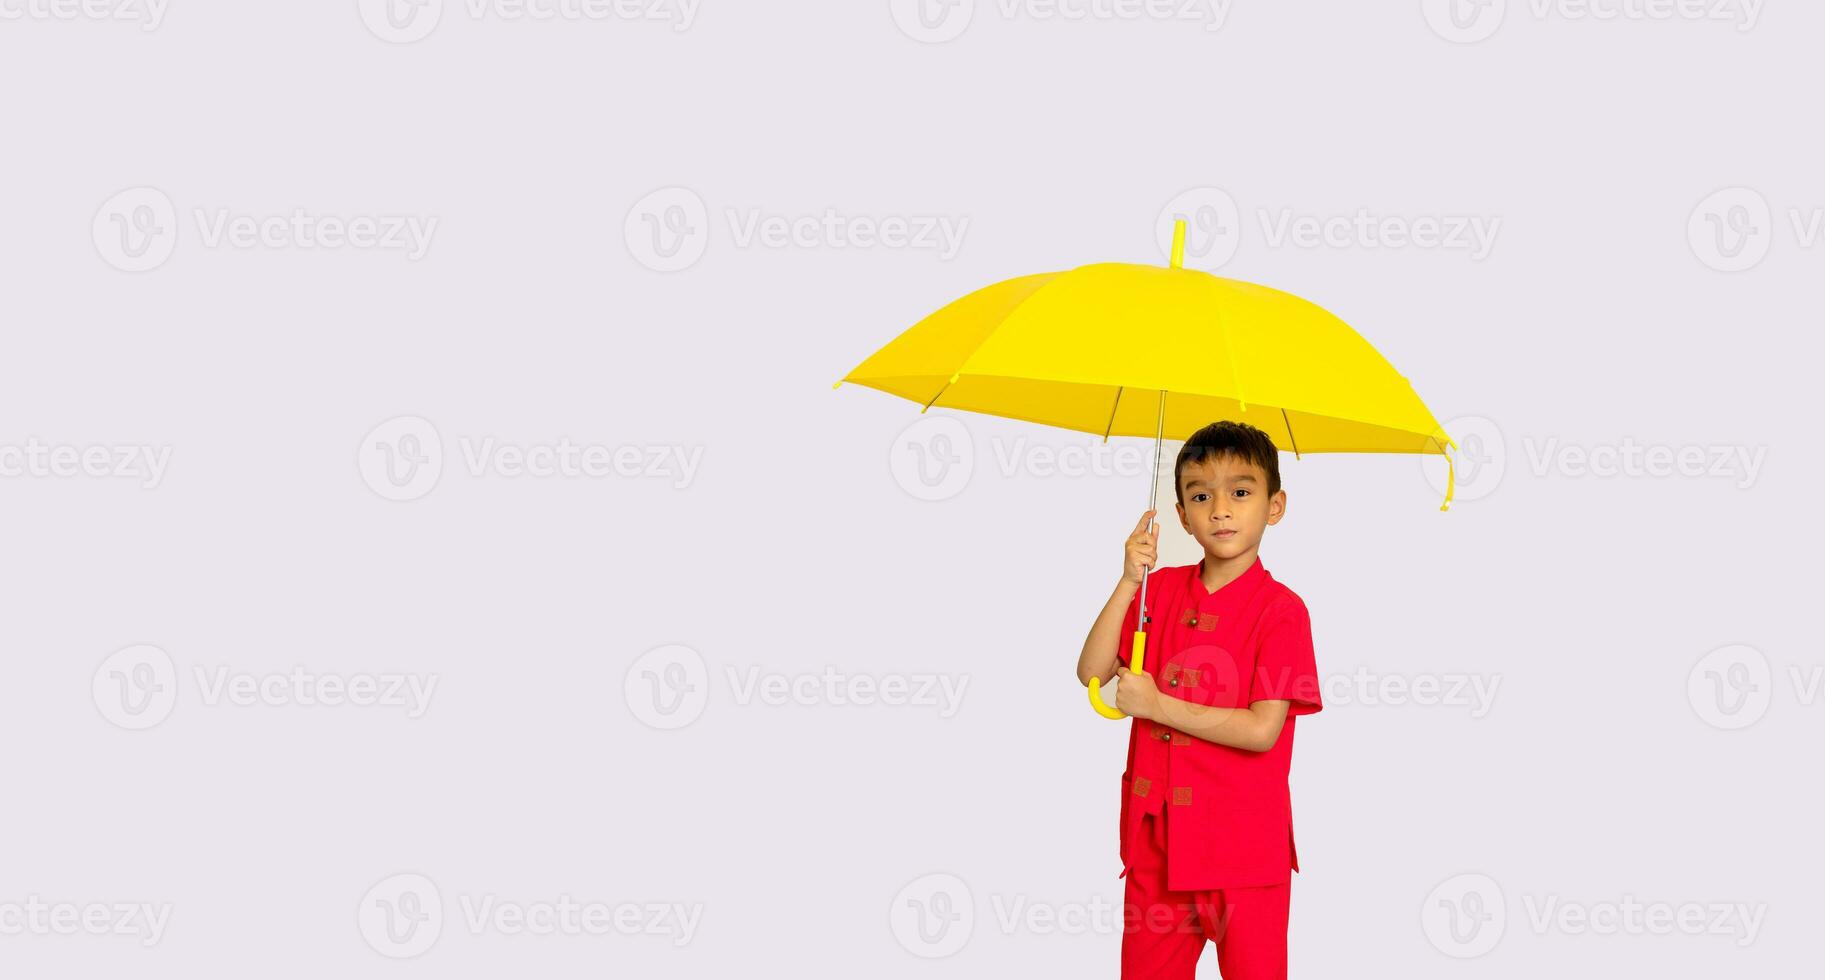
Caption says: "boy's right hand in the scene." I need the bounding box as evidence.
[1122,509,1159,587]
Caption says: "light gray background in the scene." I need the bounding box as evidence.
[2,0,1817,975]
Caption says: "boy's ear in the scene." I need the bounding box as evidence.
[1265,489,1287,526]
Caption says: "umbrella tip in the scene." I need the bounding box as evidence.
[1169,217,1187,269]
[832,380,843,389]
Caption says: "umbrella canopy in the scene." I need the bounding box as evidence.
[836,225,1456,505]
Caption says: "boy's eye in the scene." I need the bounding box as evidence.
[1192,492,1210,503]
[1233,489,1250,498]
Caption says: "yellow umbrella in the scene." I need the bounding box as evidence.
[834,219,1456,718]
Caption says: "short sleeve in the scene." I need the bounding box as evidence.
[1250,596,1322,715]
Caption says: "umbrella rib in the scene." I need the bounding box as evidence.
[1102,386,1124,442]
[919,376,955,412]
[1281,408,1302,460]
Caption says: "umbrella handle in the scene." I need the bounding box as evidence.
[1088,630,1149,719]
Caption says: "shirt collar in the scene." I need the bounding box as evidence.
[1185,554,1269,606]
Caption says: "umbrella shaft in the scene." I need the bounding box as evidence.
[1135,390,1165,665]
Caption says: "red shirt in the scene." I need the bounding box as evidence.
[1118,555,1322,890]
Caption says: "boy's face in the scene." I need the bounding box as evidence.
[1174,452,1286,562]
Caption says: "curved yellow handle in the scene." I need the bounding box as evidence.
[1088,631,1149,719]
[1088,676,1124,718]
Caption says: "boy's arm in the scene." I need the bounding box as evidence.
[1078,509,1158,688]
[1076,578,1139,687]
[1114,665,1291,753]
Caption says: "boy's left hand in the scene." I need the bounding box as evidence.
[1113,666,1161,721]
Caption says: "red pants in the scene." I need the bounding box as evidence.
[1121,809,1290,980]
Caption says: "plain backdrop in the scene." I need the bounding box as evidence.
[1,0,1817,976]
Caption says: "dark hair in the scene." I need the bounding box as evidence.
[1174,420,1282,506]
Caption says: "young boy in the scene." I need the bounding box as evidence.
[1075,420,1323,980]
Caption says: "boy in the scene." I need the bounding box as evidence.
[1075,420,1323,980]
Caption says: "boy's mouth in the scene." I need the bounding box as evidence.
[1210,529,1237,540]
